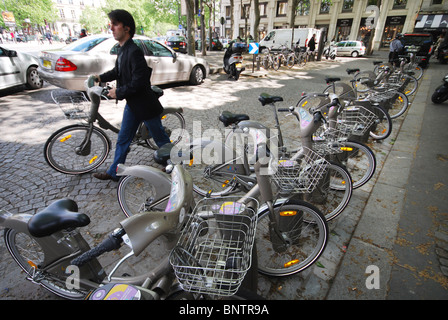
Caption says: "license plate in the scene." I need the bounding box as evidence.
[43,60,51,68]
[173,47,179,50]
[445,55,448,59]
[236,63,242,68]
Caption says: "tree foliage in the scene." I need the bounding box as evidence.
[0,0,58,29]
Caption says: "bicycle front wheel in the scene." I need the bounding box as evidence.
[117,175,169,217]
[44,124,110,175]
[272,56,280,71]
[286,55,295,68]
[333,140,376,189]
[145,112,186,150]
[399,74,418,96]
[369,105,393,140]
[305,162,353,222]
[387,91,409,119]
[4,228,87,299]
[256,198,328,276]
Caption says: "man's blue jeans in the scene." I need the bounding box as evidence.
[106,104,171,179]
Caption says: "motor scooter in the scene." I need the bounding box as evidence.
[437,47,448,64]
[431,74,448,104]
[223,42,246,80]
[323,44,337,60]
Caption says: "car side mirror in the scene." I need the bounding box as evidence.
[7,50,18,58]
[172,52,178,63]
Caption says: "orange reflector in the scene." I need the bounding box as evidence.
[339,147,353,152]
[222,180,230,188]
[280,210,297,216]
[27,260,37,269]
[161,115,167,120]
[89,156,98,164]
[60,135,72,142]
[301,101,308,107]
[189,158,194,166]
[284,259,299,268]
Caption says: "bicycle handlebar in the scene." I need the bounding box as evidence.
[71,228,125,266]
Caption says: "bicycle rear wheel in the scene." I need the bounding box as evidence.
[145,112,186,150]
[44,124,110,174]
[256,198,328,276]
[4,228,87,299]
[286,55,295,68]
[399,74,418,96]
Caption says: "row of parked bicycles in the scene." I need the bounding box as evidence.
[0,54,422,300]
[261,44,313,70]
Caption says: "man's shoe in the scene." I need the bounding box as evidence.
[93,172,118,182]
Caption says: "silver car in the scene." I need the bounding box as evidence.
[0,46,43,91]
[335,40,366,57]
[38,34,210,91]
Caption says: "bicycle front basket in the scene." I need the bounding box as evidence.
[169,196,258,297]
[51,90,89,120]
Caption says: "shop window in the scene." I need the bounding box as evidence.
[432,0,443,4]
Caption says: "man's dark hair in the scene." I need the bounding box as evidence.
[108,9,136,38]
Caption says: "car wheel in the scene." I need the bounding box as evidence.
[351,51,359,58]
[26,66,43,89]
[189,65,204,85]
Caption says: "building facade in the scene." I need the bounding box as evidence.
[51,0,106,38]
[220,0,447,50]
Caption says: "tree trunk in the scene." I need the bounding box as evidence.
[186,0,196,56]
[253,0,260,41]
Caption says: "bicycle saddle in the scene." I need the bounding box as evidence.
[325,77,341,84]
[219,111,250,127]
[153,143,192,165]
[28,199,90,238]
[346,68,360,74]
[258,93,283,106]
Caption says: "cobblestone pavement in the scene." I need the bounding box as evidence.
[0,49,440,300]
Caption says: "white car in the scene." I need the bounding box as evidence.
[38,34,210,91]
[335,41,366,57]
[0,46,43,91]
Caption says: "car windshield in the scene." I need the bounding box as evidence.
[63,37,109,52]
[403,35,432,46]
[168,36,186,42]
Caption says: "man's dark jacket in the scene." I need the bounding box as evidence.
[99,38,163,120]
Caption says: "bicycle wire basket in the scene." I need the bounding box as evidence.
[338,105,377,136]
[271,147,330,194]
[51,90,90,120]
[312,122,352,155]
[169,196,258,297]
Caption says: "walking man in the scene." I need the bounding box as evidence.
[92,9,170,181]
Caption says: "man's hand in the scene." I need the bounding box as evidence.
[108,87,117,99]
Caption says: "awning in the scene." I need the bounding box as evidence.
[414,14,448,31]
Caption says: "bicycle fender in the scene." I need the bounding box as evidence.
[161,107,183,115]
[190,138,236,163]
[116,164,172,191]
[0,211,32,233]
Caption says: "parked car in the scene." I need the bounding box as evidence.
[165,36,187,53]
[37,34,210,91]
[402,33,433,68]
[0,46,43,91]
[335,40,366,57]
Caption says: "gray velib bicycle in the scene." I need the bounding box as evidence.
[44,78,185,175]
[0,163,271,300]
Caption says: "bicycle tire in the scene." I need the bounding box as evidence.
[399,74,418,96]
[117,175,170,217]
[262,56,271,69]
[44,124,110,175]
[354,71,376,93]
[286,55,295,68]
[145,112,186,150]
[255,198,328,276]
[369,104,393,140]
[3,228,87,299]
[272,56,280,71]
[332,140,376,189]
[387,91,409,119]
[186,144,238,197]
